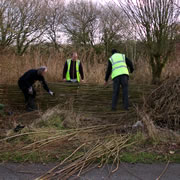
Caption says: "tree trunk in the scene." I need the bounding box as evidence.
[151,57,164,84]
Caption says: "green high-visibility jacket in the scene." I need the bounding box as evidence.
[66,59,80,82]
[109,53,129,79]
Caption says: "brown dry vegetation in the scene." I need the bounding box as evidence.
[141,76,180,131]
[0,49,106,85]
[0,48,180,85]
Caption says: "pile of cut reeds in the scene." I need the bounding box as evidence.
[1,124,135,180]
[34,134,134,180]
[144,76,180,131]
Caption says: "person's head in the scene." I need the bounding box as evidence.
[37,66,47,76]
[111,49,118,55]
[72,52,78,61]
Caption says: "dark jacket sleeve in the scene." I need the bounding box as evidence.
[63,61,68,79]
[79,62,84,80]
[105,60,112,82]
[125,57,134,73]
[39,76,50,92]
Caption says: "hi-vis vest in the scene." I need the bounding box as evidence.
[66,59,80,82]
[109,53,129,79]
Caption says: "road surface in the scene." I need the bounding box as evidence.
[0,162,180,180]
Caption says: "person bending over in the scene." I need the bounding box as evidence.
[18,66,54,111]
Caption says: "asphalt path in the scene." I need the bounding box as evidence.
[0,163,180,180]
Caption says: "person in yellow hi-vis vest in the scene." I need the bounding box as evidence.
[63,52,84,83]
[104,49,134,111]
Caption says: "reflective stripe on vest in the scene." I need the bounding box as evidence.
[109,53,129,79]
[66,59,80,82]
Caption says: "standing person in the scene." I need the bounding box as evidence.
[18,66,54,111]
[104,49,134,111]
[63,52,84,83]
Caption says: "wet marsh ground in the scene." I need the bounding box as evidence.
[0,81,154,131]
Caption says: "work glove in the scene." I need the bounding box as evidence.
[49,90,54,96]
[104,81,108,87]
[28,87,33,95]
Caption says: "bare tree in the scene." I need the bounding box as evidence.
[0,0,18,50]
[119,0,180,83]
[44,0,65,50]
[62,0,99,47]
[14,0,47,55]
[99,2,132,57]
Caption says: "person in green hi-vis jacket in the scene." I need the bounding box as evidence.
[63,52,84,83]
[104,49,134,111]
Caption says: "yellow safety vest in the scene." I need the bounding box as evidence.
[109,53,129,79]
[66,59,80,82]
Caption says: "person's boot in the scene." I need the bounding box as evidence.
[123,106,129,111]
[26,97,37,112]
[111,107,116,111]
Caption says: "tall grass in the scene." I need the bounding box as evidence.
[132,55,180,84]
[0,48,179,85]
[0,49,106,84]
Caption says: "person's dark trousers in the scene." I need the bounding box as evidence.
[18,80,37,111]
[27,88,37,111]
[112,75,129,110]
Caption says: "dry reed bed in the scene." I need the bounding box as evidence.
[1,49,180,85]
[0,49,106,85]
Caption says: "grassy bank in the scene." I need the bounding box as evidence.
[0,128,180,164]
[0,112,180,165]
